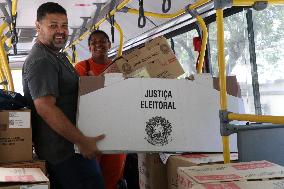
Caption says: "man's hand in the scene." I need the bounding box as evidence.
[77,134,105,160]
[34,96,106,160]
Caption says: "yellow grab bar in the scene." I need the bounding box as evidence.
[12,0,17,16]
[127,8,184,19]
[65,0,132,51]
[0,44,14,91]
[233,0,284,6]
[216,9,230,164]
[0,22,7,33]
[0,23,14,91]
[127,0,210,19]
[0,67,8,90]
[2,36,12,48]
[222,137,230,163]
[196,15,208,74]
[228,113,284,125]
[65,0,210,58]
[65,53,72,64]
[114,22,124,57]
[126,1,210,74]
[216,10,227,110]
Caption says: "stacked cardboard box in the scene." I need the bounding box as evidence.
[0,160,47,175]
[167,153,238,189]
[138,153,238,189]
[138,153,168,189]
[115,36,185,79]
[0,167,49,188]
[0,109,49,188]
[0,109,32,163]
[177,160,284,189]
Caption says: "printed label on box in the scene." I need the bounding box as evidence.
[232,161,274,170]
[203,183,241,189]
[9,112,30,128]
[194,174,242,181]
[5,175,35,182]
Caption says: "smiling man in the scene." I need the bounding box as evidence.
[22,2,105,189]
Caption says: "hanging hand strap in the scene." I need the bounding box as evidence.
[138,0,146,28]
[162,0,171,13]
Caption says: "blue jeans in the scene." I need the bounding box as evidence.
[47,154,105,189]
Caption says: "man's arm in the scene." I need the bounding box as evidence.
[34,95,105,159]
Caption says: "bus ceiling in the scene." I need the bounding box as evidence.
[0,0,281,66]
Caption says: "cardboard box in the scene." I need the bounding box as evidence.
[167,153,238,189]
[138,153,239,189]
[0,160,46,175]
[0,109,32,163]
[213,75,241,98]
[77,74,243,152]
[0,182,49,189]
[114,36,185,79]
[190,180,284,189]
[177,160,284,189]
[138,153,167,189]
[0,167,49,189]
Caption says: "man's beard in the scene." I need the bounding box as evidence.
[49,34,67,51]
[48,39,67,51]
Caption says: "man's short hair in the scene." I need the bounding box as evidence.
[88,30,110,46]
[37,2,67,21]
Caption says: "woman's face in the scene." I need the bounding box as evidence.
[89,33,111,59]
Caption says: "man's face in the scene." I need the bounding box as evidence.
[89,33,111,59]
[36,13,68,51]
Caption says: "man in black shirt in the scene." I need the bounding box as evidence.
[22,2,105,189]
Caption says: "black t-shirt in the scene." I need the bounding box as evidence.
[22,42,79,164]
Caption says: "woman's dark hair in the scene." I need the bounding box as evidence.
[88,30,110,46]
[37,2,67,21]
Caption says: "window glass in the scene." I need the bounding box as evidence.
[253,5,284,115]
[169,29,199,77]
[209,11,253,113]
[209,6,284,115]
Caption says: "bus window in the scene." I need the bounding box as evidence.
[208,6,284,116]
[253,5,284,116]
[168,29,199,77]
[208,10,252,113]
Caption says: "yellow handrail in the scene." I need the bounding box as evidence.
[125,0,210,74]
[65,0,211,59]
[216,11,227,111]
[12,0,17,16]
[65,0,132,52]
[2,36,12,48]
[127,8,184,19]
[65,52,72,64]
[216,9,230,164]
[114,22,124,57]
[0,67,7,90]
[0,22,14,91]
[233,0,284,6]
[0,42,14,91]
[217,0,284,164]
[0,22,7,33]
[127,0,210,19]
[196,15,208,74]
